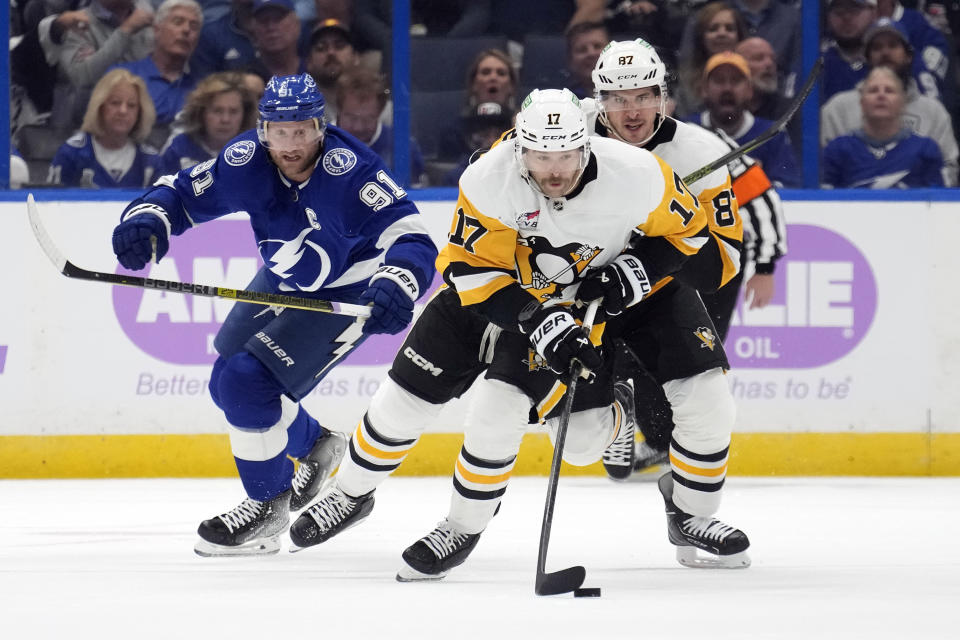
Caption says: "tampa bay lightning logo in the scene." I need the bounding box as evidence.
[260,227,331,292]
[224,140,256,166]
[322,148,357,175]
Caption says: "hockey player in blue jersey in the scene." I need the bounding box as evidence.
[110,73,438,556]
[823,66,944,189]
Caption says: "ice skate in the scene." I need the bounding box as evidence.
[290,429,348,511]
[288,486,374,551]
[601,379,636,481]
[194,491,291,557]
[396,519,481,582]
[631,440,670,479]
[658,473,750,569]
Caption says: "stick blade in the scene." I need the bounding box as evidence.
[535,565,586,596]
[26,193,68,274]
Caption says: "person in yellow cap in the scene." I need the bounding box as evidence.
[689,51,801,188]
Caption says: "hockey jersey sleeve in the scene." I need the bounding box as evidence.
[436,190,535,331]
[345,168,438,300]
[726,152,787,275]
[619,156,711,293]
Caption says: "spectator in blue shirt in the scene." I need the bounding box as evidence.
[160,71,259,173]
[48,67,162,188]
[822,0,878,101]
[689,50,800,188]
[823,66,943,188]
[114,0,203,136]
[334,67,426,186]
[190,0,258,78]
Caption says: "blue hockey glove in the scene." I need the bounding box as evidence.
[359,267,418,335]
[576,254,651,316]
[112,208,170,271]
[519,306,602,378]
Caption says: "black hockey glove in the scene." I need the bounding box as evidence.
[519,306,602,378]
[112,207,170,271]
[576,254,652,316]
[359,266,418,335]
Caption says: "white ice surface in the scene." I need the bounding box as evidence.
[2,477,958,639]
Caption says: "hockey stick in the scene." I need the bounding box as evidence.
[682,56,823,185]
[26,194,371,318]
[534,299,600,596]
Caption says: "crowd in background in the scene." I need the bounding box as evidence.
[7,0,960,189]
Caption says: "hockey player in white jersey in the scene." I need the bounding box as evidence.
[587,39,784,499]
[288,88,749,577]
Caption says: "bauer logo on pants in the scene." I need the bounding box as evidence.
[727,224,878,368]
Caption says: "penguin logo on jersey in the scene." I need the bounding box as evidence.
[323,148,357,175]
[224,140,256,166]
[516,237,600,300]
[694,326,717,351]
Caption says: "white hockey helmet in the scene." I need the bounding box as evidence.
[592,39,668,144]
[513,88,590,181]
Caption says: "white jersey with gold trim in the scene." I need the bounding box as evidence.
[582,98,744,290]
[436,134,709,326]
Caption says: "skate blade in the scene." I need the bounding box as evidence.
[396,564,448,583]
[287,509,372,553]
[194,535,281,558]
[676,546,751,569]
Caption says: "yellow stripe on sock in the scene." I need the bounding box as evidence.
[455,458,513,485]
[669,453,727,478]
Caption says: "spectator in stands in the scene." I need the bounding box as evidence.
[248,0,305,80]
[240,70,267,100]
[690,51,800,187]
[735,36,800,146]
[823,66,943,188]
[54,0,155,130]
[305,18,360,122]
[438,48,517,161]
[440,101,514,186]
[10,4,89,135]
[675,2,747,118]
[876,0,952,105]
[562,21,609,99]
[113,0,203,136]
[602,0,687,69]
[487,0,605,44]
[190,0,257,78]
[352,0,491,71]
[822,0,877,101]
[160,72,258,174]
[727,0,802,87]
[821,18,958,186]
[48,68,162,188]
[334,67,426,185]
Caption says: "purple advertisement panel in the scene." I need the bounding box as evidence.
[113,220,261,365]
[112,219,442,366]
[0,345,7,374]
[726,224,878,369]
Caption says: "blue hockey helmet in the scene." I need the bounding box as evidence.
[257,74,327,149]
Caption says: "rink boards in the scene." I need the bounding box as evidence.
[2,191,958,477]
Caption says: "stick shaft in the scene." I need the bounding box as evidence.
[26,194,371,318]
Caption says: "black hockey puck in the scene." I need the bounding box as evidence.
[573,587,601,598]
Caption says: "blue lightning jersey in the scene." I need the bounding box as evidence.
[160,132,215,175]
[49,132,161,188]
[822,129,944,189]
[125,126,437,302]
